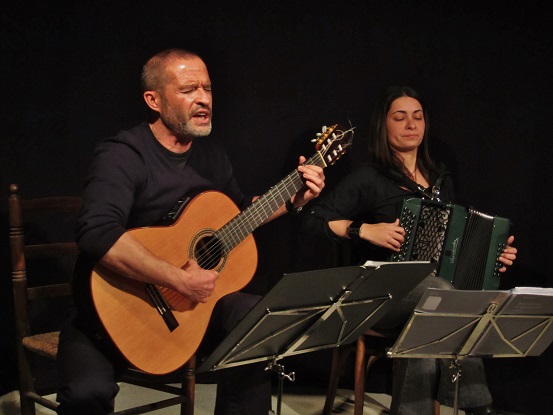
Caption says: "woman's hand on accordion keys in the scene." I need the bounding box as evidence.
[362,218,406,252]
[498,235,517,272]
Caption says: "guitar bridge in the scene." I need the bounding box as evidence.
[146,283,179,332]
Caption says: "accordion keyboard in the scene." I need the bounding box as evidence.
[390,198,510,291]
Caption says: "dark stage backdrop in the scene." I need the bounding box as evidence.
[1,1,552,413]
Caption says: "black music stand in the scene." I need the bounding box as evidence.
[387,287,553,415]
[198,261,437,415]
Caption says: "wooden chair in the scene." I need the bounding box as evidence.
[8,183,196,415]
[322,331,391,415]
[323,330,441,415]
[321,238,441,415]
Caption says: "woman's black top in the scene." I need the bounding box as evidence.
[303,162,454,264]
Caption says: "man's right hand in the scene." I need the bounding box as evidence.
[100,233,219,303]
[180,259,219,303]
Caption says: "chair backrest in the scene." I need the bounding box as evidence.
[8,183,82,358]
[8,184,197,415]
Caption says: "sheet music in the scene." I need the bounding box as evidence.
[362,260,431,268]
[511,287,553,295]
[500,287,553,315]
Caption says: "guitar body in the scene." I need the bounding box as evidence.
[89,191,258,374]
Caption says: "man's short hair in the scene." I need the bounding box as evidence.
[141,49,202,93]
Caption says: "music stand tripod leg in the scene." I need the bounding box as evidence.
[266,361,296,415]
[449,358,462,415]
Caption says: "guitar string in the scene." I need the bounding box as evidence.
[208,126,353,255]
[194,167,307,268]
[159,129,353,305]
[159,129,354,305]
[159,128,354,306]
[159,169,306,306]
[160,158,315,306]
[199,149,326,258]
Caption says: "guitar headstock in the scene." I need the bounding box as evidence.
[314,123,355,166]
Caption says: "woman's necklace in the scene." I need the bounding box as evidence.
[410,167,418,181]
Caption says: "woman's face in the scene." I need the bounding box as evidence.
[386,96,425,154]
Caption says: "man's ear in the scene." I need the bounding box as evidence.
[143,91,160,112]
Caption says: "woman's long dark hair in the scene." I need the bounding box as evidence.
[368,86,441,182]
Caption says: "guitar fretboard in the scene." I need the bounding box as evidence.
[216,152,325,252]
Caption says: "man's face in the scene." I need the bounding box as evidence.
[158,56,213,138]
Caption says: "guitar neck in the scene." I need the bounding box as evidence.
[216,152,325,251]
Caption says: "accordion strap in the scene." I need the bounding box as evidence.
[430,170,449,201]
[381,165,450,201]
[402,177,435,200]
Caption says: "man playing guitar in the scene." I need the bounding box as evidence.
[56,48,328,415]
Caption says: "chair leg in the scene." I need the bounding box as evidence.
[353,336,366,415]
[322,342,355,415]
[322,347,342,415]
[324,335,396,415]
[181,355,196,415]
[19,348,37,415]
[19,392,36,415]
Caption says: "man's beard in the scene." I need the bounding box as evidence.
[160,113,212,138]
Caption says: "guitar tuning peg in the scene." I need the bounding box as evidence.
[310,139,317,143]
[321,125,327,133]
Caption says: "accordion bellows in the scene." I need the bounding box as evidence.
[390,198,511,291]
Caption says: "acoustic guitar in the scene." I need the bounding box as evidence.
[78,124,354,374]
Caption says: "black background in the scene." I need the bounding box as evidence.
[1,1,552,413]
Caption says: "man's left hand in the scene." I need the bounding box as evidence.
[292,155,325,207]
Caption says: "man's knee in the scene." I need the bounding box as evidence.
[217,292,261,329]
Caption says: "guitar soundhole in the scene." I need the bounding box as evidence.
[194,234,225,270]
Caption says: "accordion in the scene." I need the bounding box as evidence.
[390,198,511,291]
